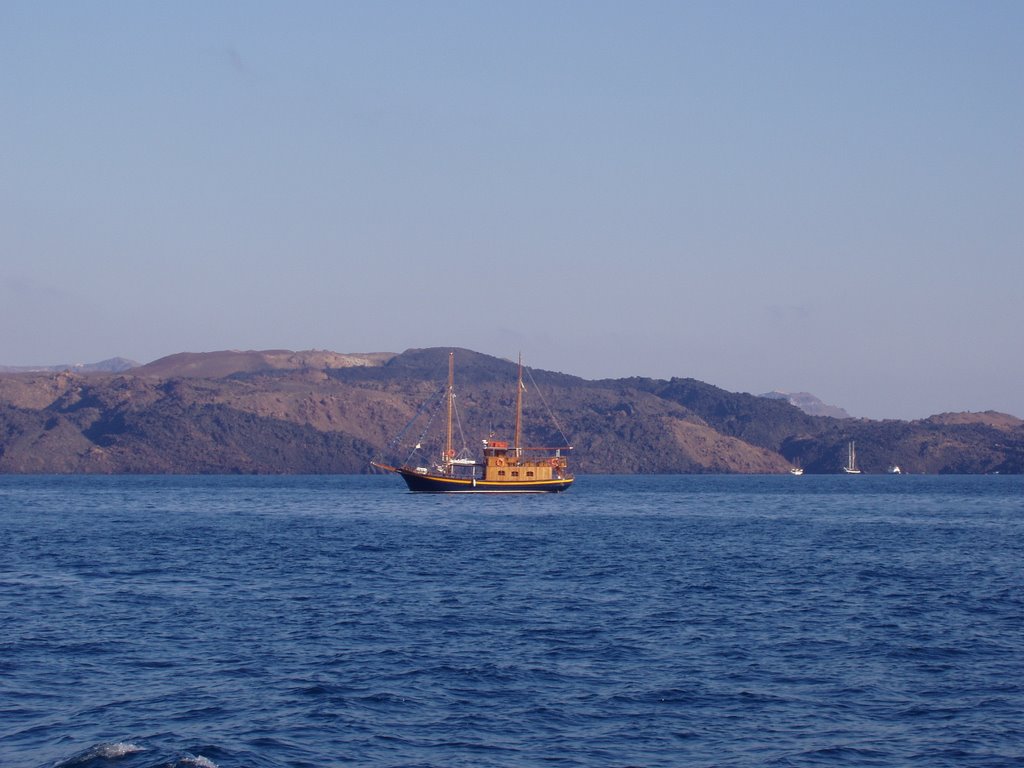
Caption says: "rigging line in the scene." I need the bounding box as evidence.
[451,393,471,455]
[524,365,572,447]
[382,381,446,454]
[374,380,446,464]
[406,407,441,465]
[403,386,448,465]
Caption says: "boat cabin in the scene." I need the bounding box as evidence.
[482,439,568,482]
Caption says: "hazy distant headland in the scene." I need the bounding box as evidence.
[0,348,1020,474]
[0,357,139,374]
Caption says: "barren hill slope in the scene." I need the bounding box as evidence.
[132,349,394,379]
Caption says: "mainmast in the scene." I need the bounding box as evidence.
[513,353,524,457]
[445,351,454,471]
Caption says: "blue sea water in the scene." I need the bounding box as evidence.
[1,474,1022,768]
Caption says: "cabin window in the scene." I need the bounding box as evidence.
[512,471,519,477]
[498,470,506,477]
[526,471,535,478]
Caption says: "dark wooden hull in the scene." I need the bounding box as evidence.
[394,467,573,493]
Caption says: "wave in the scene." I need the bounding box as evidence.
[48,742,219,768]
[51,742,145,767]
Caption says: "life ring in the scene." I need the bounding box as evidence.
[495,457,505,467]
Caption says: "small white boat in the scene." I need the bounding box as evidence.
[843,441,862,474]
[789,467,803,476]
[887,465,902,474]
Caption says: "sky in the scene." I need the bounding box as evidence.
[2,1,1022,420]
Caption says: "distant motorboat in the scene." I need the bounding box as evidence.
[887,465,902,474]
[843,441,862,474]
[789,466,804,476]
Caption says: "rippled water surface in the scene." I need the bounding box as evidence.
[2,474,1022,767]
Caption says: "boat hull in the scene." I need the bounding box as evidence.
[396,467,573,493]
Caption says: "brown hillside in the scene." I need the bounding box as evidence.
[923,411,1022,430]
[666,418,792,473]
[0,371,85,410]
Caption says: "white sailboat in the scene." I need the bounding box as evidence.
[843,441,862,474]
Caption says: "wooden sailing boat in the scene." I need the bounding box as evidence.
[843,440,862,474]
[372,352,574,493]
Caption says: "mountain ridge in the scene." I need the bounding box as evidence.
[0,348,1020,474]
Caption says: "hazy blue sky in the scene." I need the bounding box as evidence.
[2,2,1022,419]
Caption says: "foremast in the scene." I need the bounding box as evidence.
[444,350,455,475]
[513,353,524,459]
[843,440,861,473]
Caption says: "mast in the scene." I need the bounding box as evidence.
[445,351,454,471]
[845,440,858,472]
[513,353,524,457]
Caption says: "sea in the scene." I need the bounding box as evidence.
[1,474,1022,768]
